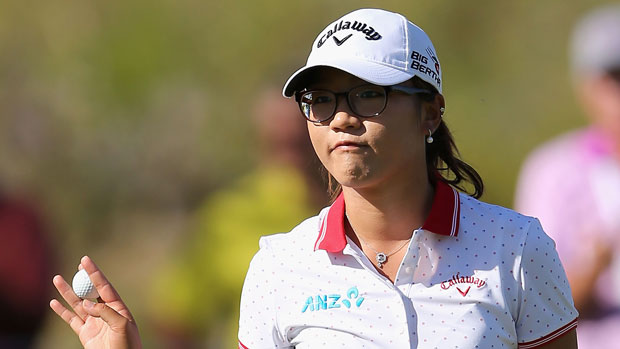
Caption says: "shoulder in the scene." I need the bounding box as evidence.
[521,128,589,171]
[242,208,328,299]
[253,208,327,259]
[457,194,553,258]
[459,193,537,233]
[460,194,563,268]
[514,129,597,218]
[527,128,587,157]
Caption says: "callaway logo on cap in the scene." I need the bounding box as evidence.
[283,8,443,97]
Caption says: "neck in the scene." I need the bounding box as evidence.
[342,171,434,245]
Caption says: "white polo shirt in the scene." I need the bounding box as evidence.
[238,180,578,348]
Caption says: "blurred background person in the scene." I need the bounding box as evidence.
[0,187,55,348]
[146,86,327,348]
[515,4,620,349]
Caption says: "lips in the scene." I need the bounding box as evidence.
[331,140,366,152]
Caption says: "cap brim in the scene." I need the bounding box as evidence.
[282,58,413,97]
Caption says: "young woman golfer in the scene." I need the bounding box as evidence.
[50,8,578,349]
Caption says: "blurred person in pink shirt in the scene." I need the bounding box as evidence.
[515,5,620,348]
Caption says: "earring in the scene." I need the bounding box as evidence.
[426,129,434,144]
[440,107,445,116]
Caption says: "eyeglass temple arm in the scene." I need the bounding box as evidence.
[388,85,432,95]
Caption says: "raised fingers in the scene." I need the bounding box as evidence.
[52,274,89,320]
[82,299,130,332]
[79,256,122,302]
[79,256,135,321]
[49,298,85,335]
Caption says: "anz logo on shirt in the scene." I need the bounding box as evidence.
[301,286,364,313]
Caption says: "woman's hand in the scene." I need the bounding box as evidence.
[50,256,142,349]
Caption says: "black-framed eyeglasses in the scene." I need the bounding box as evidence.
[295,84,432,123]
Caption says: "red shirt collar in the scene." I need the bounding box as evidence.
[314,180,461,252]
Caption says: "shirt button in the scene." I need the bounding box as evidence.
[405,267,413,274]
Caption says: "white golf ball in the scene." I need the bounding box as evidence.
[72,269,99,299]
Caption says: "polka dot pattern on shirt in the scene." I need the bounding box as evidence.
[238,194,578,348]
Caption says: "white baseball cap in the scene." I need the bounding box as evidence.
[571,4,620,77]
[282,8,443,97]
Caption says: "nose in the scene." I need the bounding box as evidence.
[328,95,362,131]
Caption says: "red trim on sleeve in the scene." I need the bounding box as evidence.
[517,317,578,348]
[238,340,249,349]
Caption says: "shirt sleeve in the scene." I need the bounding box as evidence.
[515,218,578,348]
[238,238,290,349]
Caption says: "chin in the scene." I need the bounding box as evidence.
[331,167,378,189]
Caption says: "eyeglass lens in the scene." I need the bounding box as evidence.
[299,85,387,122]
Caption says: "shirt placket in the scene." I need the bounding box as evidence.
[342,235,418,348]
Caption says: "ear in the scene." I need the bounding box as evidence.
[421,93,445,133]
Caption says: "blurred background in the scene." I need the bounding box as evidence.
[0,0,614,348]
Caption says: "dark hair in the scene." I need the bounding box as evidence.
[324,77,484,201]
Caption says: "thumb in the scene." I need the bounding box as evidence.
[82,299,129,330]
